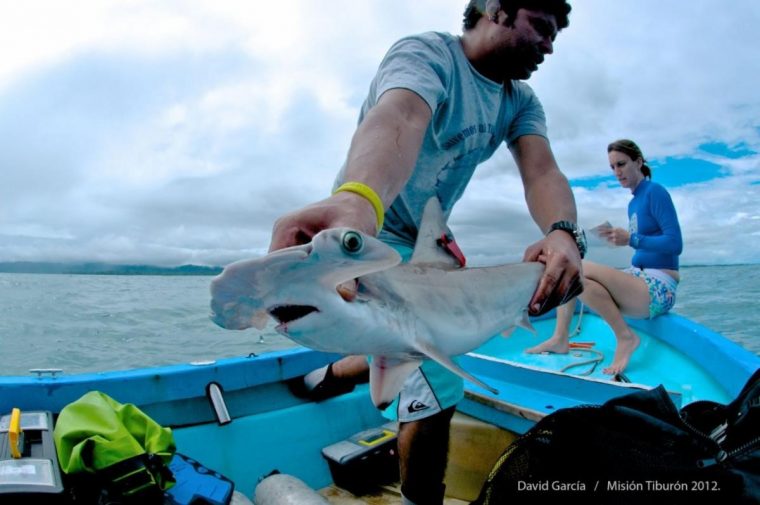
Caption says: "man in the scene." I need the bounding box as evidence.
[269,1,581,503]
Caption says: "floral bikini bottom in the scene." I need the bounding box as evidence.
[624,267,679,318]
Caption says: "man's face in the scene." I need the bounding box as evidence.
[494,8,559,80]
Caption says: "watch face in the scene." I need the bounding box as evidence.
[577,229,588,255]
[550,221,586,258]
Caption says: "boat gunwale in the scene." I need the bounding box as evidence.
[1,311,757,420]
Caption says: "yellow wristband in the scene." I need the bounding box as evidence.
[333,182,385,232]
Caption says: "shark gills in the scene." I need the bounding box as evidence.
[210,198,543,408]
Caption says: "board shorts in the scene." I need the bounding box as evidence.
[377,240,465,423]
[624,267,679,318]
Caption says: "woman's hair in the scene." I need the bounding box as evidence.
[608,139,652,179]
[463,0,571,31]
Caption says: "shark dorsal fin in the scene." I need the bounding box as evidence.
[409,197,460,268]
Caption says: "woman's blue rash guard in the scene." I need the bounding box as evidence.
[627,179,683,270]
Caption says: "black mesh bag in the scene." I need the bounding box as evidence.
[472,368,760,505]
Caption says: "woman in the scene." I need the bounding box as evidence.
[527,139,683,376]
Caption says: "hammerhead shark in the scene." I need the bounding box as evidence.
[210,198,543,408]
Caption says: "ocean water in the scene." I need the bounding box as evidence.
[0,265,758,377]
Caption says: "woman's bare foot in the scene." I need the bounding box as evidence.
[603,331,640,375]
[526,335,570,355]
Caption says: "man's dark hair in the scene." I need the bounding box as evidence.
[463,0,571,31]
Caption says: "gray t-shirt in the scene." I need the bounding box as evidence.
[335,31,548,247]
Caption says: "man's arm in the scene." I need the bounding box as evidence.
[510,134,584,315]
[269,88,431,251]
[342,89,431,209]
[513,135,576,228]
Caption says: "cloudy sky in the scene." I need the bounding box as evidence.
[1,0,758,268]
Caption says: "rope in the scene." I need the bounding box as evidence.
[559,349,604,376]
[569,301,585,337]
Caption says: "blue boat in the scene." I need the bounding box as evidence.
[1,309,758,503]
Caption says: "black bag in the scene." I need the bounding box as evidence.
[473,368,760,505]
[62,453,234,505]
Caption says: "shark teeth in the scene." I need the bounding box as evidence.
[268,304,319,324]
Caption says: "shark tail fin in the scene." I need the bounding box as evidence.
[369,357,422,409]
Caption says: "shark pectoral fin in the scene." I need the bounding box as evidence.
[416,341,498,395]
[516,310,536,335]
[369,357,422,409]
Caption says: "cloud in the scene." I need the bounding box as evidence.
[1,1,759,267]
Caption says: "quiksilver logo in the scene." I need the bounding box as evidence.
[408,400,430,413]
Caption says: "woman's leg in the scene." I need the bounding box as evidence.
[526,261,651,374]
[525,298,576,354]
[581,263,649,374]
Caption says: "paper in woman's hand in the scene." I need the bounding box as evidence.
[590,221,614,245]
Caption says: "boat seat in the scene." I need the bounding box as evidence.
[445,412,517,502]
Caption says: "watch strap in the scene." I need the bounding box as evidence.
[547,220,587,259]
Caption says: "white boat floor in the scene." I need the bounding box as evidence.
[319,483,469,504]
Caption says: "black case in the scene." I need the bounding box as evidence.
[321,423,400,494]
[0,410,65,503]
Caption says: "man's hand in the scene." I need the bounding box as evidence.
[523,230,583,316]
[268,192,378,252]
[268,191,377,302]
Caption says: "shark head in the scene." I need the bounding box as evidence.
[211,197,546,409]
[209,228,401,332]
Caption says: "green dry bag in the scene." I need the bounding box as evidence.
[53,391,176,499]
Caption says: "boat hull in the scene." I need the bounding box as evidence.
[1,311,757,499]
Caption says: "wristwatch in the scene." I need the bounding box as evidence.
[547,221,587,259]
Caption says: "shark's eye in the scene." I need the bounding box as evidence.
[341,231,363,254]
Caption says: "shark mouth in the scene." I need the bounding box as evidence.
[268,304,319,325]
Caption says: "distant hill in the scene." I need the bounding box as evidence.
[0,262,223,276]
